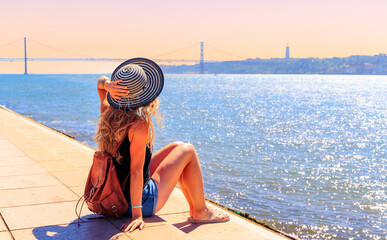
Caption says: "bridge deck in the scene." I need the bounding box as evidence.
[0,106,292,240]
[0,57,201,63]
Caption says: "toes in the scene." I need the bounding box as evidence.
[212,209,229,221]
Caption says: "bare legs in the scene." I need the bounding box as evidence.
[150,142,195,216]
[150,142,229,221]
[149,141,183,176]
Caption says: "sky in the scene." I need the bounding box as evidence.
[0,0,386,73]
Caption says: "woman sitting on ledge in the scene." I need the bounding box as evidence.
[95,58,229,233]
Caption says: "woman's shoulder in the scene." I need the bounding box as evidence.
[129,119,148,139]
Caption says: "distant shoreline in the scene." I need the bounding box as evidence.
[161,54,387,75]
[2,54,387,75]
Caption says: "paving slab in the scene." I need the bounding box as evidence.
[0,147,26,158]
[47,145,91,154]
[1,132,61,145]
[0,156,37,167]
[0,201,95,230]
[157,188,190,216]
[11,220,130,240]
[109,216,191,240]
[20,147,64,162]
[0,232,11,240]
[69,186,86,198]
[125,222,192,240]
[0,138,10,145]
[0,163,48,177]
[0,143,19,152]
[38,160,80,172]
[108,214,168,230]
[0,106,292,240]
[50,170,88,187]
[58,151,94,168]
[0,220,7,232]
[0,174,62,190]
[12,142,46,152]
[0,185,79,208]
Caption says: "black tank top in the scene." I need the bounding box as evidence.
[113,134,152,202]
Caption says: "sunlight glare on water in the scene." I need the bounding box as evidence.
[0,74,385,239]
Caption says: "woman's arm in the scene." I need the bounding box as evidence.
[120,121,149,232]
[97,76,130,114]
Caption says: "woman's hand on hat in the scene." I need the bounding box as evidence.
[105,80,130,99]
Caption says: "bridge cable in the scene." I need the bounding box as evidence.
[0,38,23,48]
[205,43,246,60]
[28,39,90,58]
[150,42,200,58]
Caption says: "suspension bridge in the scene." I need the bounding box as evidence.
[0,38,246,74]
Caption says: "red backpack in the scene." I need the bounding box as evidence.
[76,131,130,223]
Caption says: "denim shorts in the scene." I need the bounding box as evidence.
[125,178,158,218]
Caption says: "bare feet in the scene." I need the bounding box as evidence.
[189,205,230,223]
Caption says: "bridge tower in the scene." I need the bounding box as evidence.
[24,37,28,74]
[199,42,204,74]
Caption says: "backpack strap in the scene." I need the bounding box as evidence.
[110,126,131,156]
[122,171,131,189]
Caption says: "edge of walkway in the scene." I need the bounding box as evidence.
[0,105,297,240]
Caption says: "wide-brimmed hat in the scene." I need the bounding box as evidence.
[107,58,164,110]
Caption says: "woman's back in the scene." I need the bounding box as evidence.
[114,133,152,202]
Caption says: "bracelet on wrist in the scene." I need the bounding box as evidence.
[131,205,142,208]
[98,77,107,90]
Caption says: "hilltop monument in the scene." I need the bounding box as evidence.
[285,44,290,59]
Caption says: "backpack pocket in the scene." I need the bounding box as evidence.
[100,192,126,218]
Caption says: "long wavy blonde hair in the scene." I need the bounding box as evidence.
[94,98,160,162]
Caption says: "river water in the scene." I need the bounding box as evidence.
[0,74,385,239]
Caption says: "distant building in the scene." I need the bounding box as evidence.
[347,62,376,74]
[285,44,290,59]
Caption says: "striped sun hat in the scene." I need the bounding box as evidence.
[107,58,164,110]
